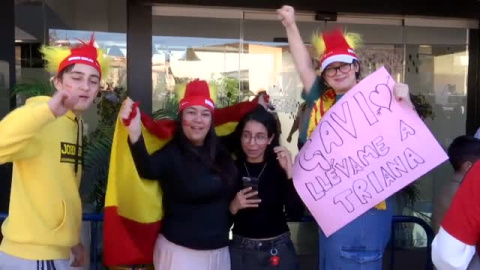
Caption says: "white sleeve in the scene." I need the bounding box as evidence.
[432,227,476,270]
[474,128,480,140]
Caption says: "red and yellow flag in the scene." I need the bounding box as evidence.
[103,101,257,266]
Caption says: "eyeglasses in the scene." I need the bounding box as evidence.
[241,133,268,145]
[324,63,353,78]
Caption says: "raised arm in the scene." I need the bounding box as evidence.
[277,5,317,93]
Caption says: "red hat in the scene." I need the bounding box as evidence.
[58,36,102,77]
[179,80,215,112]
[41,34,109,80]
[316,29,359,72]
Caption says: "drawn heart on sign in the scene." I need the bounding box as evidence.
[369,83,393,112]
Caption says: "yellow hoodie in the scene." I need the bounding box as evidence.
[0,96,83,260]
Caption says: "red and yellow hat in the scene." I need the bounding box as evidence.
[40,34,110,79]
[311,28,362,72]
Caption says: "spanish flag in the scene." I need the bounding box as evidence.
[103,101,258,266]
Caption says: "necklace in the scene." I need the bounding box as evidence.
[243,162,267,180]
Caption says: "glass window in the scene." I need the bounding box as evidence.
[403,26,468,246]
[152,15,242,112]
[15,0,127,129]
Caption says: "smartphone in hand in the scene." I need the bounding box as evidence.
[242,176,260,200]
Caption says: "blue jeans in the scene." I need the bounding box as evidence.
[319,199,393,270]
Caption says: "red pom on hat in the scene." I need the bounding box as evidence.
[58,34,102,76]
[179,80,215,112]
[319,28,358,71]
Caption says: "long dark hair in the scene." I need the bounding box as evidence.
[172,113,236,186]
[230,106,280,162]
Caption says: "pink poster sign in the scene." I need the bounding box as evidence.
[293,67,448,237]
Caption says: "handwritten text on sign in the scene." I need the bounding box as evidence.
[293,67,448,237]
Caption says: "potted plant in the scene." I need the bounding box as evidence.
[82,86,127,213]
[10,79,55,104]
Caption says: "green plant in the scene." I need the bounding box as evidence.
[152,93,179,120]
[10,79,55,100]
[210,75,242,107]
[83,132,112,212]
[82,87,127,212]
[411,93,435,120]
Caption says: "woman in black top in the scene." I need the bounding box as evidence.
[229,106,300,270]
[120,80,238,270]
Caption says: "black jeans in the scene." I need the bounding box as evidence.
[230,232,300,270]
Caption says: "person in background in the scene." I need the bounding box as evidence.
[286,101,308,150]
[431,136,480,270]
[432,160,480,270]
[256,90,282,136]
[432,135,480,233]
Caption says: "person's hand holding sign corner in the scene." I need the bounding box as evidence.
[393,83,414,109]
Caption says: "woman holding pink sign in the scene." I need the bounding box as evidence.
[277,5,413,269]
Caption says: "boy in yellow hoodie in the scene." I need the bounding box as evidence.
[0,35,108,269]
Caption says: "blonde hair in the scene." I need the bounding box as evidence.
[311,30,363,59]
[40,39,110,77]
